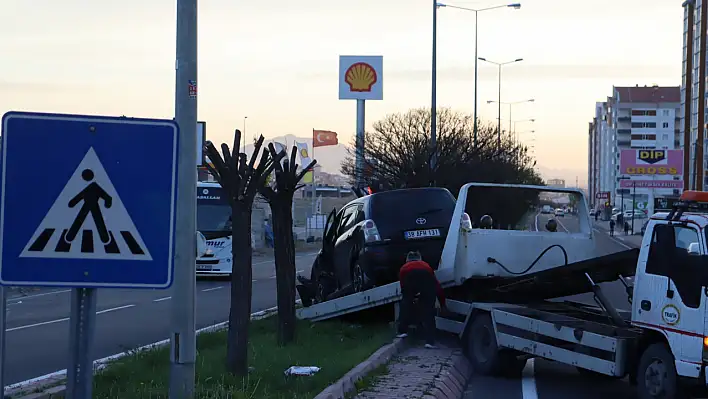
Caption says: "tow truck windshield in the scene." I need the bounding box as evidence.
[197,185,231,238]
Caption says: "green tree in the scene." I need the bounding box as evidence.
[341,107,544,228]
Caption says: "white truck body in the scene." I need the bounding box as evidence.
[298,183,595,318]
[298,184,708,397]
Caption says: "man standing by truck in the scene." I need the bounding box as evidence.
[396,251,447,348]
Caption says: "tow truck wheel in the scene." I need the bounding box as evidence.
[637,343,684,399]
[466,313,524,377]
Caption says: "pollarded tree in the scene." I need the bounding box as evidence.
[204,130,283,375]
[259,143,316,345]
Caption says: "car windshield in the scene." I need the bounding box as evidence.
[197,186,231,232]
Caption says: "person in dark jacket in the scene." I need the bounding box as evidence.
[609,219,615,236]
[546,219,558,232]
[396,251,447,348]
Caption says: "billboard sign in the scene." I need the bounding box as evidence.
[619,149,683,175]
[595,191,610,199]
[338,55,383,101]
[619,180,683,189]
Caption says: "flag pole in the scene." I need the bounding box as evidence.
[311,130,316,218]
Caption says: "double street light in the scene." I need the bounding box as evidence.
[513,118,535,137]
[478,57,524,146]
[432,1,521,166]
[487,99,534,138]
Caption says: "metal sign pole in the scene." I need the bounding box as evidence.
[66,287,98,399]
[170,0,198,396]
[355,99,366,188]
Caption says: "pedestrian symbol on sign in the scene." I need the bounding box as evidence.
[66,168,112,244]
[20,147,152,260]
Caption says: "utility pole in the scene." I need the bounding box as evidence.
[170,0,198,397]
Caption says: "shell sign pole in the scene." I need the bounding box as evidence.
[338,55,384,188]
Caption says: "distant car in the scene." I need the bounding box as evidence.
[304,187,472,303]
[541,205,552,214]
[554,208,565,217]
[589,209,596,216]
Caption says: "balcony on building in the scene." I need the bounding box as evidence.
[617,128,631,135]
[617,116,631,122]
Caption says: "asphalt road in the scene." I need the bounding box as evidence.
[5,250,318,386]
[464,213,641,399]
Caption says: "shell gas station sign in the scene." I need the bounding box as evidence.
[338,55,383,101]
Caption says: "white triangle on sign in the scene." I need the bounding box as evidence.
[19,147,153,261]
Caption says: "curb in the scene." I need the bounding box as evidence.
[313,337,407,399]
[424,349,472,399]
[7,305,287,399]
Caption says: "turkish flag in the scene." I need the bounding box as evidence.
[313,129,339,147]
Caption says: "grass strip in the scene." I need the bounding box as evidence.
[91,317,392,399]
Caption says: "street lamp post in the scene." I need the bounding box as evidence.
[487,99,534,139]
[242,116,248,153]
[512,118,535,141]
[437,2,521,148]
[431,0,438,182]
[478,57,523,147]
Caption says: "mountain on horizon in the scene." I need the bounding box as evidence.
[243,134,350,175]
[243,135,586,186]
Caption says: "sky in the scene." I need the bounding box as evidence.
[1,0,682,186]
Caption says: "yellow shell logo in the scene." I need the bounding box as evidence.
[345,62,377,92]
[300,148,309,158]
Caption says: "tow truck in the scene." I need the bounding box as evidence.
[296,183,708,398]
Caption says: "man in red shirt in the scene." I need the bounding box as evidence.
[396,251,447,348]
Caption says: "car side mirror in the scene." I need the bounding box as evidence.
[196,231,208,257]
[688,242,701,256]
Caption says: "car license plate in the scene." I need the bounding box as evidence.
[196,264,212,271]
[404,229,441,240]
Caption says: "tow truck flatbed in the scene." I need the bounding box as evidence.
[298,186,708,398]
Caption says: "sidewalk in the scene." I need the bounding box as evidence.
[592,220,643,248]
[353,335,469,399]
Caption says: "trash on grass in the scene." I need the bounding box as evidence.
[284,366,321,376]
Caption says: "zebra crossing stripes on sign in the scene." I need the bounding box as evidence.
[19,147,152,261]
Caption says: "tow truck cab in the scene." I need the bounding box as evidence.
[630,190,708,390]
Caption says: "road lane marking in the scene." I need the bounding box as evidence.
[96,304,135,314]
[593,228,633,250]
[521,358,538,399]
[269,269,306,279]
[153,296,171,302]
[556,217,570,233]
[534,212,540,231]
[5,302,300,393]
[6,317,69,332]
[8,289,71,303]
[201,286,223,292]
[7,304,135,331]
[252,251,318,266]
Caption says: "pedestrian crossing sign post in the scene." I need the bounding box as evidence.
[0,111,179,399]
[0,112,179,288]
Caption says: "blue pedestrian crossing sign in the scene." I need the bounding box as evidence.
[0,112,180,289]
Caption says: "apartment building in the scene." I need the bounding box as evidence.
[587,86,682,211]
[680,0,708,190]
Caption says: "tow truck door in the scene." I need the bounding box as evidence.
[632,221,707,365]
